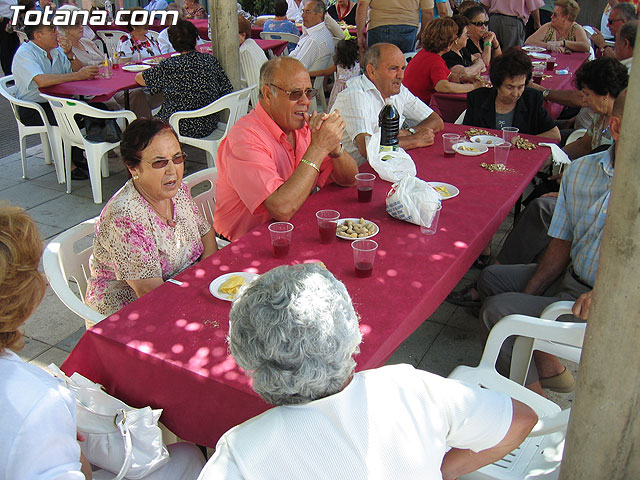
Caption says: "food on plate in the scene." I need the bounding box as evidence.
[474,138,495,144]
[514,137,537,150]
[432,185,451,197]
[458,145,479,152]
[143,57,163,65]
[465,128,489,137]
[218,275,245,296]
[337,218,377,238]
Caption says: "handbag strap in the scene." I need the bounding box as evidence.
[112,409,134,480]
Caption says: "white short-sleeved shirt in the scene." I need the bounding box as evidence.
[0,351,84,480]
[11,41,72,103]
[198,364,513,480]
[331,74,434,165]
[289,21,334,70]
[286,0,303,22]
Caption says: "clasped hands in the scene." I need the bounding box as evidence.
[306,110,345,157]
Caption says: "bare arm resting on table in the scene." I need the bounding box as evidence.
[441,399,538,480]
[32,67,99,88]
[264,111,358,221]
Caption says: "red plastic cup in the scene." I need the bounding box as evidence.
[316,209,340,244]
[268,222,293,258]
[352,239,378,278]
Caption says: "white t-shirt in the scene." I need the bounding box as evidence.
[198,364,513,480]
[0,351,84,480]
[331,74,435,165]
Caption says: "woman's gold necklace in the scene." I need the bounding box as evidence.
[151,200,176,227]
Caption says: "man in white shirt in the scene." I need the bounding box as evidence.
[289,0,334,70]
[331,42,444,165]
[286,0,303,22]
[591,2,637,59]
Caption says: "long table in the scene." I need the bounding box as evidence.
[62,124,552,447]
[430,51,590,123]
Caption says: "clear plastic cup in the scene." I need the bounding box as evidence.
[546,56,556,71]
[494,142,511,165]
[442,133,460,157]
[316,209,340,244]
[419,201,442,235]
[268,222,293,258]
[355,173,376,203]
[352,239,378,278]
[502,126,519,145]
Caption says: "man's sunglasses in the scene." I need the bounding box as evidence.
[471,21,489,27]
[270,84,318,101]
[142,152,188,169]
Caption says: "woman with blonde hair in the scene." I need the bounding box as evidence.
[525,0,590,53]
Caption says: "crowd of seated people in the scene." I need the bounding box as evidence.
[2,0,636,476]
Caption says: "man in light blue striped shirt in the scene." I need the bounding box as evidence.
[475,88,626,396]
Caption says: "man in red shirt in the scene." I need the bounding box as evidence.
[214,56,358,241]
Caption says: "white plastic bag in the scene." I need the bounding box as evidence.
[366,129,416,182]
[385,176,442,226]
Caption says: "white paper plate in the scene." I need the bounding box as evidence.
[522,45,546,52]
[528,52,551,60]
[208,272,259,301]
[142,57,164,65]
[122,64,152,72]
[427,182,459,200]
[470,135,503,147]
[453,142,489,156]
[336,218,379,240]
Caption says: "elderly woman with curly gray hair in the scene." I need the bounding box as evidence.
[199,263,538,479]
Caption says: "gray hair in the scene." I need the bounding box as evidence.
[228,264,362,406]
[258,56,306,98]
[363,42,385,70]
[619,20,637,48]
[305,0,326,15]
[612,2,638,22]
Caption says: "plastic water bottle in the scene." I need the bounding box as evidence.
[379,99,399,150]
[102,54,112,78]
[104,0,113,23]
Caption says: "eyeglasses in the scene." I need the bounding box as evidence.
[142,152,188,169]
[471,21,489,27]
[269,84,318,101]
[607,17,624,25]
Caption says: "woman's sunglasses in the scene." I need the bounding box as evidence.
[143,152,188,169]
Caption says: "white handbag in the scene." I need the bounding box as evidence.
[49,364,169,480]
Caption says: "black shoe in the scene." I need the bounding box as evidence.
[70,168,89,180]
[446,285,481,308]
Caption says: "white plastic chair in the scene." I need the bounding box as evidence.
[168,86,253,168]
[96,30,124,58]
[449,301,585,480]
[454,109,466,124]
[92,38,106,55]
[403,51,417,63]
[260,31,299,55]
[16,30,28,44]
[42,216,106,329]
[183,167,230,249]
[0,75,65,183]
[40,93,137,203]
[308,54,332,113]
[565,128,587,146]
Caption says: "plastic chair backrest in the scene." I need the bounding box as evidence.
[183,168,218,226]
[309,54,332,112]
[16,30,28,44]
[42,217,106,327]
[40,94,93,146]
[403,51,416,63]
[259,31,300,45]
[0,75,47,124]
[97,30,124,58]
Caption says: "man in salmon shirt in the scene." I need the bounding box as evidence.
[214,56,358,242]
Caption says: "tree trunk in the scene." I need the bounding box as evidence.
[209,0,240,89]
[558,31,640,480]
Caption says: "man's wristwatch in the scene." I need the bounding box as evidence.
[66,53,76,61]
[407,127,416,135]
[542,89,551,99]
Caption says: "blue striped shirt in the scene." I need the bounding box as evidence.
[547,145,614,286]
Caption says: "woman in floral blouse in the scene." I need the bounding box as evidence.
[116,7,162,59]
[183,0,207,19]
[85,119,218,316]
[136,20,234,139]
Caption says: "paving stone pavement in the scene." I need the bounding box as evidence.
[2,140,574,410]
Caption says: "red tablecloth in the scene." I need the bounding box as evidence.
[40,67,140,103]
[430,51,590,123]
[62,123,552,447]
[188,18,209,40]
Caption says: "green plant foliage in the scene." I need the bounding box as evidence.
[239,0,274,16]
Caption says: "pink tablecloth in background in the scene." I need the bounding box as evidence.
[40,67,139,103]
[431,51,590,123]
[62,123,552,447]
[188,18,209,40]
